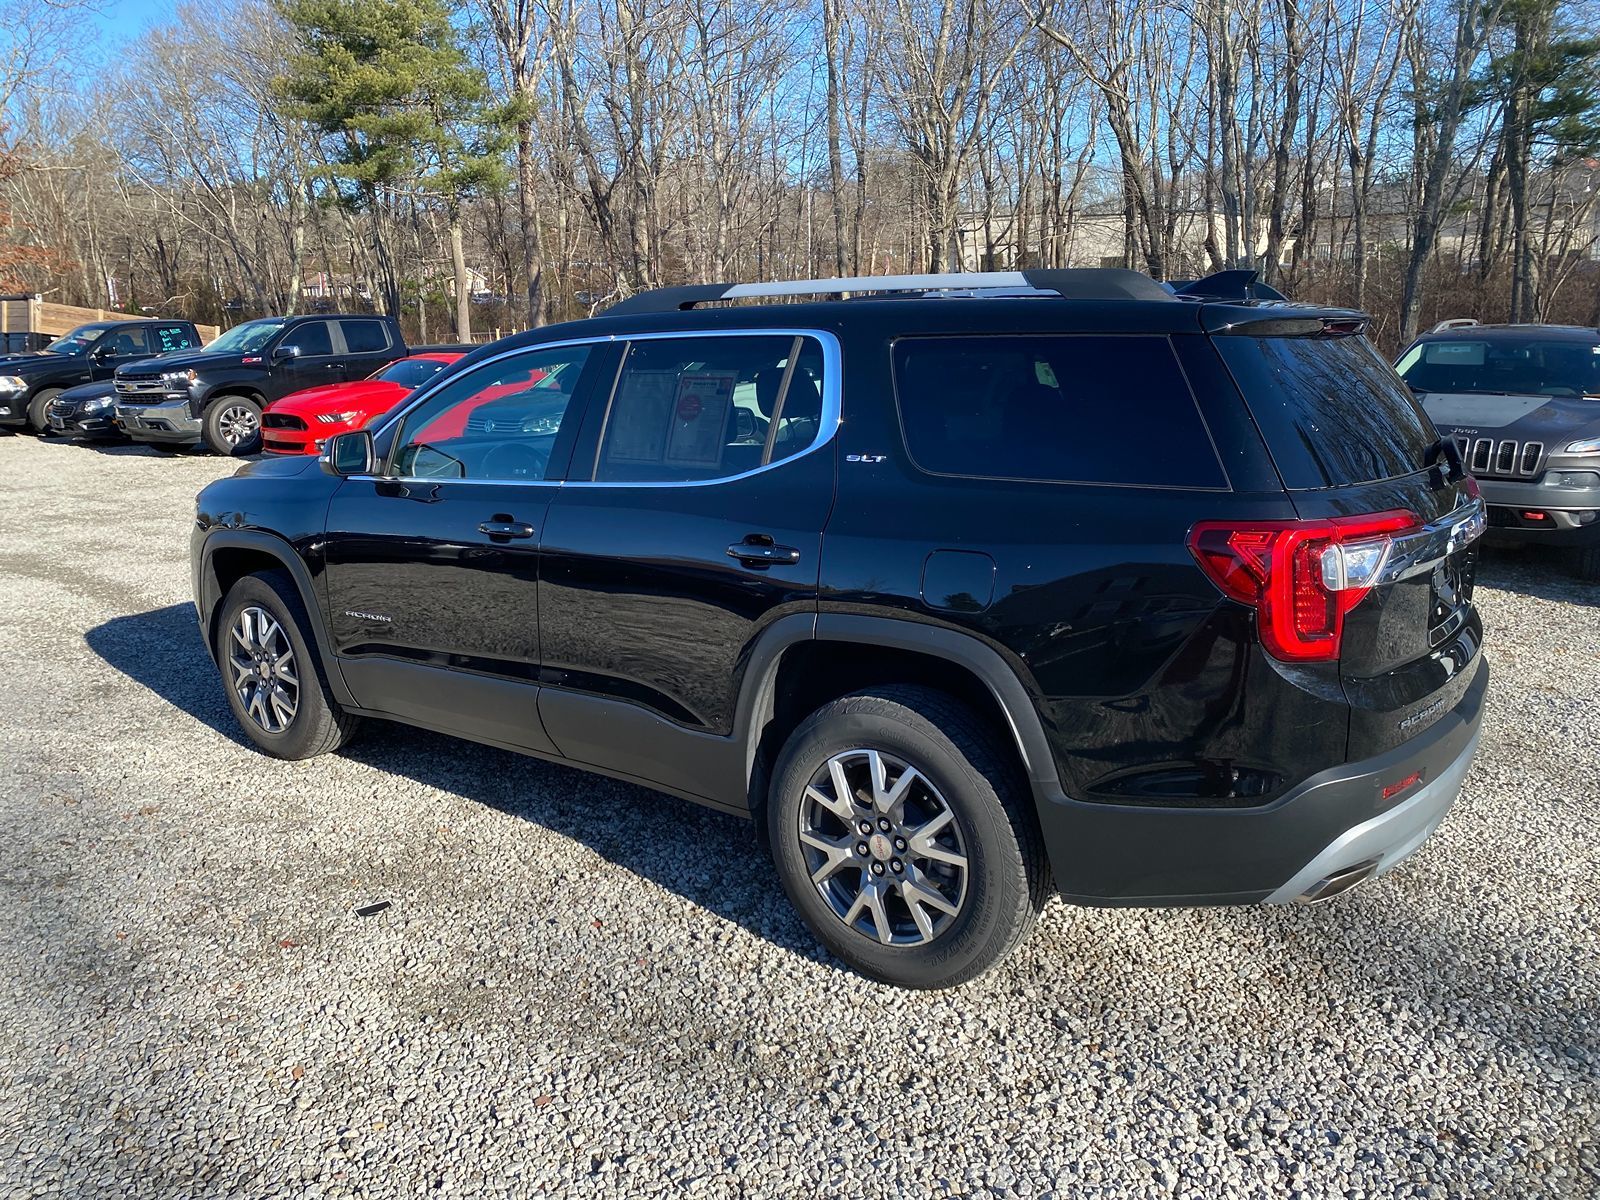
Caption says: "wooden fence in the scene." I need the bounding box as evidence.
[0,295,219,345]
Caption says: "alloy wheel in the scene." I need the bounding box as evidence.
[218,404,259,446]
[227,605,300,734]
[797,748,969,946]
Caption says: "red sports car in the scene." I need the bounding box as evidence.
[261,352,464,455]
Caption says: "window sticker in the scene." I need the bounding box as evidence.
[605,369,677,463]
[665,370,737,466]
[156,326,192,352]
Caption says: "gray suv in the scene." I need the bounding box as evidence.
[1397,322,1600,579]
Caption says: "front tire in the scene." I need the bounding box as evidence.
[767,686,1049,989]
[216,571,361,759]
[203,396,262,455]
[1575,546,1600,582]
[26,388,62,433]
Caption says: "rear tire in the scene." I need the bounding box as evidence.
[26,388,61,433]
[203,396,262,455]
[215,570,361,759]
[766,685,1049,989]
[1574,546,1600,582]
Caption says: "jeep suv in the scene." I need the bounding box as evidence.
[115,313,407,455]
[1396,321,1600,579]
[190,269,1489,988]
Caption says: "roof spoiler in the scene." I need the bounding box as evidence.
[604,268,1175,315]
[1169,270,1288,302]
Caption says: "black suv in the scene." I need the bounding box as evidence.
[0,318,203,433]
[116,313,406,455]
[1396,321,1600,579]
[191,270,1489,988]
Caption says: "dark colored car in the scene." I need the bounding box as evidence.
[0,319,203,433]
[45,380,121,439]
[114,314,408,456]
[1396,322,1600,580]
[190,269,1489,988]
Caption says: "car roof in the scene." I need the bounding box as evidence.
[406,351,464,363]
[1417,323,1600,344]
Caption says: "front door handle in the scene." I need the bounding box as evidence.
[479,520,536,540]
[727,538,800,565]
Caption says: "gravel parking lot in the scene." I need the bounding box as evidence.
[0,433,1595,1199]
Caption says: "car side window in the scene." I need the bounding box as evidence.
[101,327,150,357]
[593,335,827,483]
[893,334,1227,489]
[339,320,389,354]
[155,325,197,352]
[283,321,334,357]
[389,344,592,482]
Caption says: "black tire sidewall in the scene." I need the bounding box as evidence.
[27,389,61,433]
[216,574,331,759]
[204,397,262,455]
[768,700,1032,988]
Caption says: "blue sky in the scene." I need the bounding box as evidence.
[91,0,176,38]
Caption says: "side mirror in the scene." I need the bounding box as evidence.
[323,430,374,477]
[272,343,301,362]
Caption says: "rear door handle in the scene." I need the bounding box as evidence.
[727,539,800,565]
[479,520,536,540]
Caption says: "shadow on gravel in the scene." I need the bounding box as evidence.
[1474,545,1599,607]
[86,604,821,958]
[85,603,249,746]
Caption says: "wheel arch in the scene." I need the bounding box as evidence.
[200,529,354,706]
[736,614,1060,828]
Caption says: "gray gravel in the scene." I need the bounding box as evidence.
[0,432,1596,1199]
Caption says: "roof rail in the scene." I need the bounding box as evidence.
[1430,318,1480,333]
[1169,270,1288,302]
[604,268,1174,315]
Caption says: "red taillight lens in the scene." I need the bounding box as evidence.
[1188,511,1420,662]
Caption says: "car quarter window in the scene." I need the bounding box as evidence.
[388,344,592,482]
[892,334,1227,489]
[283,321,334,356]
[339,319,390,354]
[591,334,827,483]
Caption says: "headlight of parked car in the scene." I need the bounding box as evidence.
[1564,437,1600,454]
[161,368,199,386]
[82,395,113,412]
[0,375,26,393]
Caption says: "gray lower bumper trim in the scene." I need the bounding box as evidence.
[1264,724,1481,904]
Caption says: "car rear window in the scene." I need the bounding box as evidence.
[892,334,1226,488]
[1216,335,1437,489]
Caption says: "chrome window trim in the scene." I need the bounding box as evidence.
[352,327,842,490]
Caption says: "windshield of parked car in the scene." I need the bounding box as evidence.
[205,318,287,354]
[1396,337,1600,398]
[373,357,455,387]
[44,324,114,355]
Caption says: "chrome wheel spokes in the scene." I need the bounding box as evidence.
[227,605,299,734]
[797,748,969,946]
[219,405,258,446]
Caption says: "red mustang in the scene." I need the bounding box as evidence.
[261,352,464,455]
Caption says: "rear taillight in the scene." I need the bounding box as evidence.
[1188,511,1420,662]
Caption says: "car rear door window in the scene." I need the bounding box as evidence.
[102,327,151,356]
[1217,335,1436,488]
[892,334,1226,488]
[154,325,196,352]
[339,320,390,354]
[592,335,827,483]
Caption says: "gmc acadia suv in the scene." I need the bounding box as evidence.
[190,269,1490,988]
[1396,321,1600,580]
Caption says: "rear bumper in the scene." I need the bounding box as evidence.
[1039,655,1489,906]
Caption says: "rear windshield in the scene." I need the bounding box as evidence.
[1396,337,1600,399]
[892,334,1226,488]
[1216,335,1436,489]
